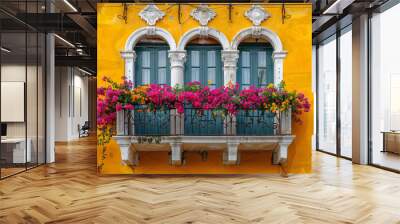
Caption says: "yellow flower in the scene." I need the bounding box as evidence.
[208,80,213,85]
[267,83,274,89]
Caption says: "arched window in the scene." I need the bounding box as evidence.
[183,39,224,135]
[236,43,275,135]
[237,43,274,89]
[185,44,223,88]
[134,43,171,135]
[135,44,170,85]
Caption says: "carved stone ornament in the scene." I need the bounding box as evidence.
[199,26,209,37]
[139,4,165,26]
[168,51,187,68]
[146,26,157,35]
[190,5,216,26]
[221,50,239,68]
[251,26,263,38]
[245,5,270,26]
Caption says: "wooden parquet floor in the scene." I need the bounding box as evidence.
[1,136,400,224]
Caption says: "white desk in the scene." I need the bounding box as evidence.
[1,138,32,163]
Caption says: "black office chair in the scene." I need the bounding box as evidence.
[78,121,90,138]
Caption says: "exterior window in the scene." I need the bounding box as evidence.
[237,44,274,135]
[339,28,352,158]
[317,36,337,154]
[135,44,170,85]
[238,44,274,89]
[371,4,400,171]
[185,45,223,87]
[185,45,223,135]
[134,44,170,135]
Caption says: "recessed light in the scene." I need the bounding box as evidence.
[54,34,75,48]
[78,67,93,76]
[63,0,78,12]
[1,47,11,53]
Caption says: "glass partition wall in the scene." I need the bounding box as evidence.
[370,4,400,171]
[317,35,337,155]
[339,27,353,159]
[316,26,353,159]
[0,1,47,179]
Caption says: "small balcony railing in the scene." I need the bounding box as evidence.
[115,106,292,137]
[113,106,294,175]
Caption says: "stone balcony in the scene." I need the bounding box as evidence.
[114,107,294,175]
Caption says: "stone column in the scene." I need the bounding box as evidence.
[272,51,288,85]
[169,50,186,87]
[221,50,239,85]
[120,51,136,136]
[222,50,239,136]
[272,51,288,137]
[169,51,186,135]
[120,51,136,85]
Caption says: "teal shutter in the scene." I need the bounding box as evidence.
[184,45,223,135]
[134,44,170,135]
[237,44,275,135]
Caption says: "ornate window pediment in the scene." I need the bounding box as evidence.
[139,4,165,26]
[245,5,271,26]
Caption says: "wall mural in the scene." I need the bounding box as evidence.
[97,3,313,175]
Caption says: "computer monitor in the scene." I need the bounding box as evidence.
[1,123,7,137]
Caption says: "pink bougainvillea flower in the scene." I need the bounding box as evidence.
[96,76,311,129]
[115,103,123,112]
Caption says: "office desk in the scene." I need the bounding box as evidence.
[1,138,32,163]
[382,131,400,154]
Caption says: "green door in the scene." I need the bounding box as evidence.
[134,44,170,135]
[237,44,275,135]
[184,45,223,135]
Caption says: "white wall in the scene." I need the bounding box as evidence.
[1,65,38,138]
[54,67,89,141]
[1,63,46,164]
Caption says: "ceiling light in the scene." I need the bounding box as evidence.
[322,0,355,15]
[78,67,93,76]
[1,47,11,53]
[323,0,342,14]
[63,0,78,12]
[54,34,75,48]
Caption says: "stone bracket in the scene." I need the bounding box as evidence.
[114,136,294,173]
[272,143,289,177]
[223,142,240,165]
[170,143,183,165]
[115,136,139,166]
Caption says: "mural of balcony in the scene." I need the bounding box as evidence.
[113,107,293,169]
[97,79,310,176]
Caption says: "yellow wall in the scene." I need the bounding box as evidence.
[97,3,313,174]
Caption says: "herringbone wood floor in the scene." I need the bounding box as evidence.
[1,136,400,224]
